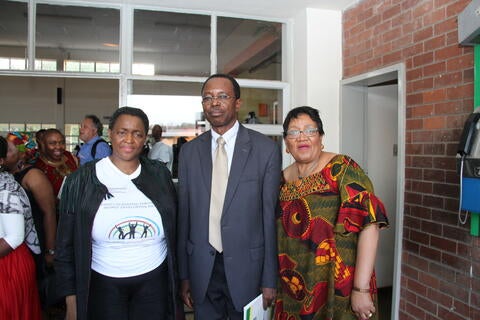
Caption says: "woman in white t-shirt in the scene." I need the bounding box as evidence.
[56,107,179,320]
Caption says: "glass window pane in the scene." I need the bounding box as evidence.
[10,123,25,131]
[133,10,210,77]
[80,61,94,72]
[240,88,283,125]
[0,58,9,69]
[42,59,57,71]
[26,124,41,132]
[64,60,80,72]
[0,1,27,70]
[96,62,109,73]
[217,17,282,81]
[128,80,203,136]
[0,124,9,133]
[36,4,120,73]
[11,58,26,70]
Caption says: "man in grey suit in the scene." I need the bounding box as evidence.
[177,74,281,319]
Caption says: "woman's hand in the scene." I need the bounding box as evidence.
[65,295,77,320]
[351,291,375,319]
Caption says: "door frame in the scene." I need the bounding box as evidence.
[340,63,405,320]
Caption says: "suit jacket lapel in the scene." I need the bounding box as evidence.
[198,131,213,193]
[223,124,251,215]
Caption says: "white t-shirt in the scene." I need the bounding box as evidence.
[92,157,166,277]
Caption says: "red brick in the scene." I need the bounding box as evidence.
[423,195,444,208]
[423,116,445,129]
[383,49,403,65]
[412,131,433,143]
[382,4,401,20]
[407,66,423,81]
[424,61,446,77]
[412,0,434,18]
[423,88,446,103]
[446,0,471,17]
[423,7,446,26]
[446,84,473,100]
[434,17,457,36]
[413,26,433,42]
[411,104,433,117]
[434,71,461,87]
[424,35,445,51]
[407,92,423,105]
[446,54,474,72]
[423,168,445,181]
[434,44,462,61]
[413,52,433,67]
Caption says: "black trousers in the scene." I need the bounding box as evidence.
[88,260,168,320]
[194,252,242,320]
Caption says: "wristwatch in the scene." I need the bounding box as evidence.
[46,249,55,255]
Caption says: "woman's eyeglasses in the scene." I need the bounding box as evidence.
[201,94,234,105]
[284,128,319,139]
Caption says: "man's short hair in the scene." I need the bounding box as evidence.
[85,114,103,136]
[201,73,241,99]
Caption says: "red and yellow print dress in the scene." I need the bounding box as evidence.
[274,154,388,320]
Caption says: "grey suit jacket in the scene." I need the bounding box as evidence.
[177,124,281,310]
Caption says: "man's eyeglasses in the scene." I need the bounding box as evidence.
[284,128,319,139]
[201,94,234,105]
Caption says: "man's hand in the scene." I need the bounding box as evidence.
[261,287,276,310]
[65,295,77,320]
[180,279,194,309]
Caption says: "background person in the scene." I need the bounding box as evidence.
[4,132,59,311]
[148,124,173,172]
[274,106,389,320]
[55,107,178,320]
[0,136,42,320]
[177,74,281,319]
[77,114,111,165]
[5,132,57,267]
[35,129,78,199]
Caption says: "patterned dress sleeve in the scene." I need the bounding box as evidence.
[334,155,389,234]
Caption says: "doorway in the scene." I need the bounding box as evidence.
[340,64,406,320]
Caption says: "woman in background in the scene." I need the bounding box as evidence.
[0,136,42,320]
[56,107,178,320]
[5,132,57,266]
[35,128,78,198]
[275,106,389,320]
[5,132,58,311]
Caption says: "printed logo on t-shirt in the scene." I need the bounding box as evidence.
[108,216,161,240]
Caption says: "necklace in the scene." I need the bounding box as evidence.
[297,157,321,179]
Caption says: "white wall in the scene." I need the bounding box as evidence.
[0,76,118,128]
[292,8,342,152]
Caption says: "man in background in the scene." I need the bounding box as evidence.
[148,124,173,172]
[77,114,111,165]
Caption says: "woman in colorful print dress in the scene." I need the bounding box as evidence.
[274,106,389,320]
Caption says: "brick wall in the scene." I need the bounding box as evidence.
[343,0,479,319]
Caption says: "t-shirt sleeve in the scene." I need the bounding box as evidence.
[336,156,389,233]
[95,141,112,159]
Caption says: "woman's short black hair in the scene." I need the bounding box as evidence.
[282,106,325,138]
[44,128,66,142]
[0,136,7,158]
[201,74,241,99]
[109,107,149,134]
